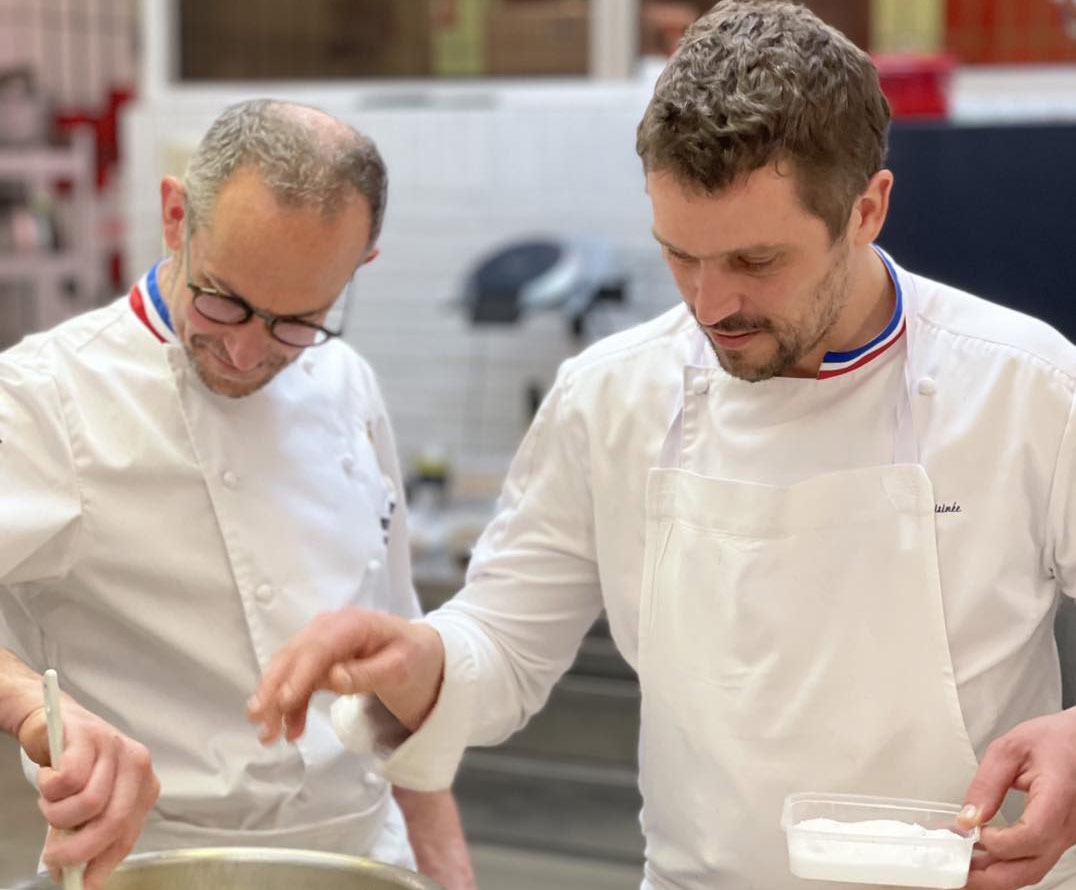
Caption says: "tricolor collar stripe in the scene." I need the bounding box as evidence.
[129,261,177,343]
[817,317,906,379]
[129,286,167,343]
[816,246,904,379]
[144,260,174,333]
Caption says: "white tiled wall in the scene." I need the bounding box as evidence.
[122,83,681,474]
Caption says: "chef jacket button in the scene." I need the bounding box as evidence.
[362,770,382,786]
[302,359,316,376]
[255,584,274,604]
[222,470,238,488]
[342,455,355,474]
[691,376,710,396]
[917,377,937,396]
[367,558,383,574]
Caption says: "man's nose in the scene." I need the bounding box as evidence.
[222,321,273,371]
[693,264,743,327]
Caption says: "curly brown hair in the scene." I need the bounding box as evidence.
[636,0,890,241]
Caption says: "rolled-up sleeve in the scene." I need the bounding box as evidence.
[384,363,603,791]
[0,359,82,612]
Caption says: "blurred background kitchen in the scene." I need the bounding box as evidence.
[1,1,1075,887]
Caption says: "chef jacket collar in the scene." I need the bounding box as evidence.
[129,260,178,344]
[816,246,905,379]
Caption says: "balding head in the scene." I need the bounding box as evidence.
[183,99,388,249]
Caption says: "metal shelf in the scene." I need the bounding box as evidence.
[0,128,101,334]
[0,252,82,278]
[0,145,88,180]
[414,572,643,864]
[455,750,644,863]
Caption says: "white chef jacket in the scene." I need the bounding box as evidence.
[0,267,421,860]
[382,255,1076,802]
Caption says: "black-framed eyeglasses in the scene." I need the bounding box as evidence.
[184,235,347,348]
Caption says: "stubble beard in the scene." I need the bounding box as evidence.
[705,248,851,382]
[187,335,289,398]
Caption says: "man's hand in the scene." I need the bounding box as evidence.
[17,699,160,890]
[958,709,1076,890]
[248,607,445,743]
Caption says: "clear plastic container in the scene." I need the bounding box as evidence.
[781,792,979,889]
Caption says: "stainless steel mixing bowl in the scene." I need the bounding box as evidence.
[9,848,444,890]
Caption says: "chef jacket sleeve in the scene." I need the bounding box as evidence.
[363,366,423,621]
[383,361,603,791]
[0,596,48,672]
[1050,387,1076,598]
[0,359,82,593]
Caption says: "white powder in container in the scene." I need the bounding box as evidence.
[787,817,973,888]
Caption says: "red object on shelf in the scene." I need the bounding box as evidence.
[50,87,137,291]
[873,53,957,120]
[946,0,1076,65]
[53,86,136,190]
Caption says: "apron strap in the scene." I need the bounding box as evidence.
[885,249,922,466]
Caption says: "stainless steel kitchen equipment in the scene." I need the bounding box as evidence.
[9,848,443,890]
[414,575,644,865]
[457,236,626,340]
[428,235,644,861]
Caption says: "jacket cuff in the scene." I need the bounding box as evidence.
[379,617,477,791]
[20,746,41,789]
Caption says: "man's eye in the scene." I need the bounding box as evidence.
[738,256,777,271]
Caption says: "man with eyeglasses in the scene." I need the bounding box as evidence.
[0,99,475,890]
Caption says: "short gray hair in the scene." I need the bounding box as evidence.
[183,99,388,247]
[637,1,890,241]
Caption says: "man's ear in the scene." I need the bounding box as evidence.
[849,169,894,247]
[160,176,187,252]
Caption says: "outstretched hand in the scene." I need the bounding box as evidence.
[247,606,445,744]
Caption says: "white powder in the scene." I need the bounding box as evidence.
[330,694,379,754]
[788,817,973,889]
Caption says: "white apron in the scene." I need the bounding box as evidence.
[636,272,1075,890]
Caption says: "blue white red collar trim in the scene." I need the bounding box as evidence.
[816,248,905,380]
[129,261,177,344]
